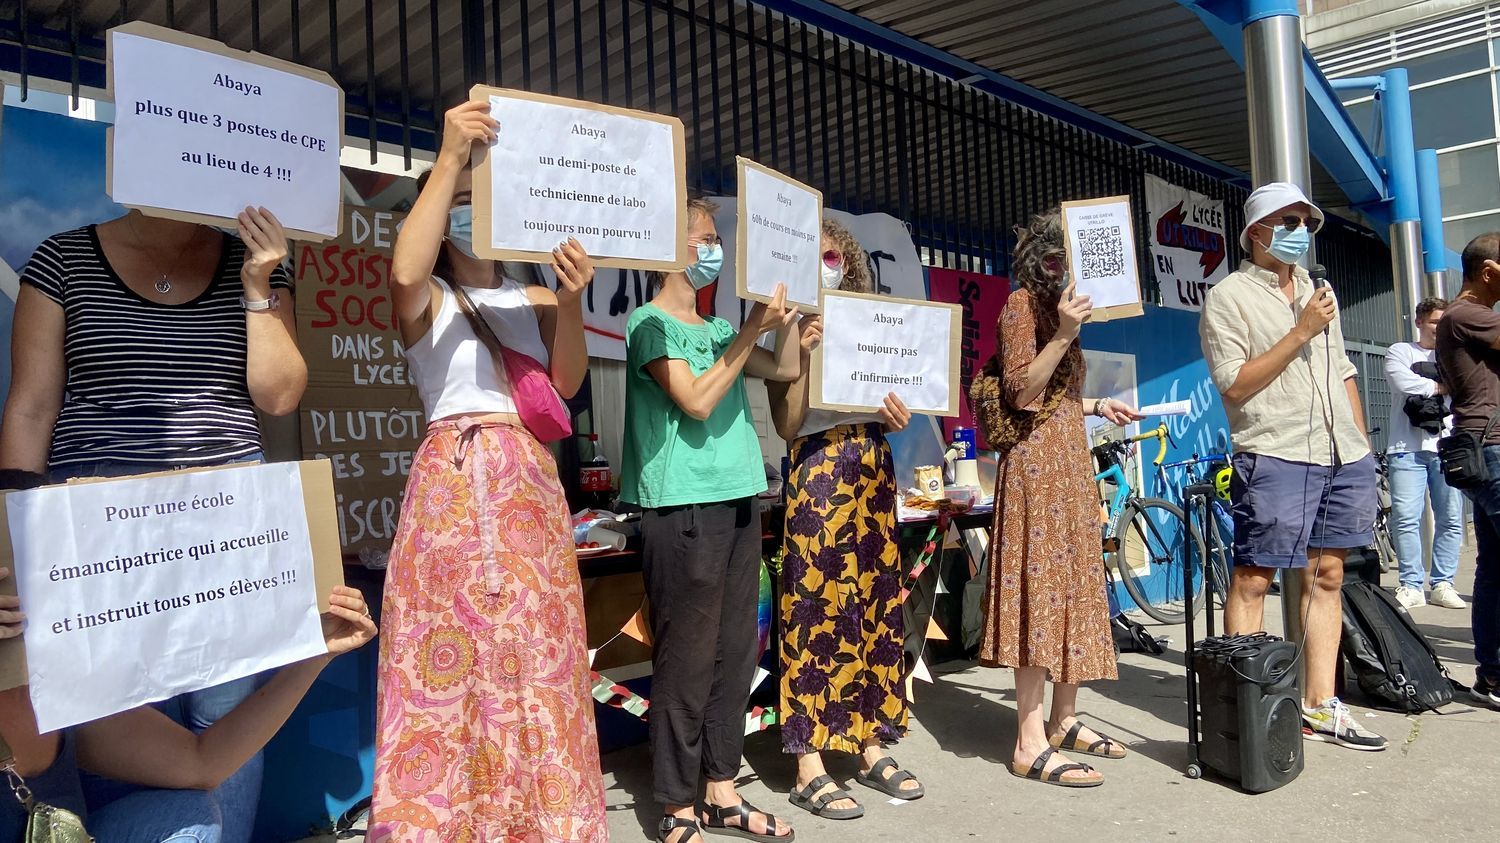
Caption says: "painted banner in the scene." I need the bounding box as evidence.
[107,22,343,240]
[1144,174,1230,312]
[294,207,422,554]
[571,202,925,360]
[928,268,1010,449]
[6,463,336,731]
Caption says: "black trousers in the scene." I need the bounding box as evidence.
[642,497,763,806]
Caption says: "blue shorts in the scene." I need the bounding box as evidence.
[1229,452,1377,569]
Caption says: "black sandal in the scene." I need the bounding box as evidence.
[658,816,703,842]
[1008,746,1103,788]
[699,799,795,841]
[1049,720,1127,759]
[788,774,864,820]
[854,756,926,800]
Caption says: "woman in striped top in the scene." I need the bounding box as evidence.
[0,205,307,842]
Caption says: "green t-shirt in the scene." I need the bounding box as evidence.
[619,303,768,508]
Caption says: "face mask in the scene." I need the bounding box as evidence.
[1266,224,1311,265]
[684,243,723,290]
[447,205,477,259]
[821,261,845,289]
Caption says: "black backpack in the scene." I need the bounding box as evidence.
[1339,581,1456,712]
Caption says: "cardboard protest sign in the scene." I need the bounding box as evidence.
[294,207,423,555]
[469,85,690,271]
[735,157,822,312]
[1061,195,1143,321]
[928,268,1011,449]
[811,290,961,416]
[3,460,345,730]
[106,21,343,240]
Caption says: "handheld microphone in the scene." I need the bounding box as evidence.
[1310,264,1330,335]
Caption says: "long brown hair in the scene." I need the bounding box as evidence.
[822,217,872,294]
[1012,208,1067,310]
[415,164,529,284]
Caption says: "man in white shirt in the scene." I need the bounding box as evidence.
[1384,298,1466,610]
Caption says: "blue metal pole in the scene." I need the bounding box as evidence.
[1416,148,1451,294]
[1382,68,1421,225]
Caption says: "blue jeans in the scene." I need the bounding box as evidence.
[1388,450,1465,588]
[57,454,264,843]
[1461,446,1500,685]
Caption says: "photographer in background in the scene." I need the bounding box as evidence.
[1385,297,1467,610]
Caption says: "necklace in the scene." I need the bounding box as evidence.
[125,214,200,295]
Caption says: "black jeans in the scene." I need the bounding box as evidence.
[642,497,763,806]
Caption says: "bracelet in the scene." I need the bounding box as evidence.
[241,293,281,312]
[1093,398,1107,417]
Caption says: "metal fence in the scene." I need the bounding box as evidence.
[4,0,1396,338]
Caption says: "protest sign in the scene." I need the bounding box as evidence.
[294,207,423,555]
[1061,195,1143,321]
[811,290,961,416]
[1145,174,1230,312]
[106,21,343,240]
[734,157,822,312]
[469,85,689,271]
[928,268,1010,448]
[4,461,344,731]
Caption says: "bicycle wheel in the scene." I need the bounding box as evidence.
[1109,497,1205,625]
[1207,501,1234,599]
[1373,515,1397,575]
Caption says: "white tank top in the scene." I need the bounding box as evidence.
[403,276,552,421]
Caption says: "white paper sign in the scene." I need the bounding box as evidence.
[1145,174,1231,312]
[475,88,686,268]
[108,23,343,239]
[1062,195,1143,316]
[813,290,961,416]
[736,158,822,311]
[8,464,326,731]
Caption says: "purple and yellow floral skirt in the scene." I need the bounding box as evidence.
[370,420,606,843]
[779,423,908,755]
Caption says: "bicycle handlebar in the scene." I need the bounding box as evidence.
[1160,452,1230,471]
[1090,422,1172,466]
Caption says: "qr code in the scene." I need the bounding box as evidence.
[1078,225,1124,280]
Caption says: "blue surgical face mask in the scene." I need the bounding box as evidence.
[685,242,723,290]
[447,205,477,259]
[1267,224,1311,265]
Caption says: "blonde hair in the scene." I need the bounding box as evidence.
[822,217,872,294]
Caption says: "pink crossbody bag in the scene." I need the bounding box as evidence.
[449,281,573,443]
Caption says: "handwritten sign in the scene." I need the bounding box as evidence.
[6,462,342,731]
[735,157,822,312]
[928,268,1010,448]
[294,207,424,554]
[469,85,689,271]
[811,290,961,416]
[1061,195,1143,321]
[106,21,343,240]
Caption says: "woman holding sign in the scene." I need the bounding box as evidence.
[767,220,923,820]
[371,101,606,842]
[620,196,801,843]
[1,202,304,841]
[979,210,1143,788]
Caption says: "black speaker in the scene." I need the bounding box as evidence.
[1192,636,1303,793]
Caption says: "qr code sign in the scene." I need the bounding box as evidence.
[1078,225,1125,280]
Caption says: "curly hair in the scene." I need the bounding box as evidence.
[1012,208,1067,307]
[822,217,872,294]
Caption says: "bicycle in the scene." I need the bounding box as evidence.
[1369,435,1396,575]
[1093,422,1205,625]
[1158,452,1233,613]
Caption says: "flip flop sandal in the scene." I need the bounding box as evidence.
[1049,720,1128,759]
[699,800,795,842]
[854,756,926,800]
[788,774,864,820]
[658,816,703,842]
[1008,746,1104,788]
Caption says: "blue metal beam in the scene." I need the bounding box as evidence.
[756,0,1250,184]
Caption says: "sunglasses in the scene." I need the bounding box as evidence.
[822,249,844,269]
[1260,214,1322,235]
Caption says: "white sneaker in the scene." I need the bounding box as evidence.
[1429,582,1467,609]
[1395,586,1426,610]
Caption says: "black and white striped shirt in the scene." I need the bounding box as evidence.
[20,226,293,470]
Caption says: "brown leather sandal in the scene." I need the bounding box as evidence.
[1008,746,1104,788]
[1049,720,1128,759]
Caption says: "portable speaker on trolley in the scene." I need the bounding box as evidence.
[1182,482,1303,793]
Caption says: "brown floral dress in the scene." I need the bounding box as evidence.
[979,289,1117,684]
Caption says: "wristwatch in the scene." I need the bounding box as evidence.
[241,293,281,312]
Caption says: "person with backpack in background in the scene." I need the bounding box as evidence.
[1435,232,1500,707]
[1384,297,1466,611]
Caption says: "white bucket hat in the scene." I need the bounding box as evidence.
[1239,182,1324,252]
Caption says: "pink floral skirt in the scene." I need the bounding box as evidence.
[370,420,606,843]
